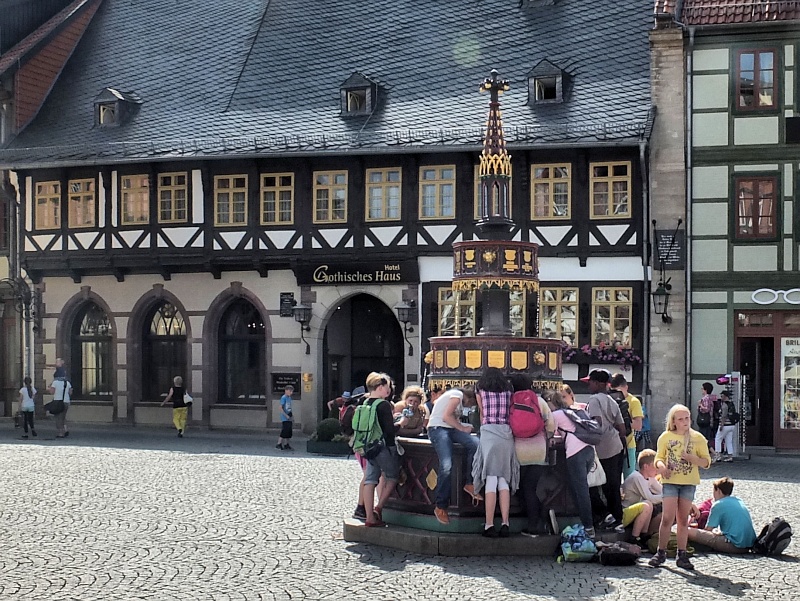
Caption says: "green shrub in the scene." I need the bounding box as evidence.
[314,418,342,442]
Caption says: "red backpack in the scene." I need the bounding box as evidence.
[509,390,545,438]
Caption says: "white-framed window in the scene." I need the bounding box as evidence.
[313,171,347,223]
[366,168,401,221]
[35,181,61,230]
[590,161,631,218]
[68,179,95,228]
[592,287,632,346]
[531,164,570,220]
[214,175,248,226]
[120,175,150,225]
[158,173,188,223]
[261,173,294,225]
[420,166,455,219]
[539,287,578,345]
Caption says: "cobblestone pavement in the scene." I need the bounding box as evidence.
[1,423,799,600]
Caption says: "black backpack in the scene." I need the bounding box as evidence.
[608,389,633,437]
[560,408,605,446]
[753,518,792,556]
[726,400,740,425]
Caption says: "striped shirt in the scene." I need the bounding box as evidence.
[478,389,511,425]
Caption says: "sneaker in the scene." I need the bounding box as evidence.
[178,430,183,438]
[482,526,499,538]
[676,550,695,570]
[499,524,510,538]
[276,443,283,449]
[63,431,69,437]
[31,430,37,437]
[649,549,667,568]
[520,529,538,538]
[434,507,450,525]
[21,435,28,439]
[585,527,596,539]
[614,524,627,534]
[352,505,367,521]
[284,444,293,451]
[723,455,734,462]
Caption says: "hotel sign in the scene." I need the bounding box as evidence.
[296,260,419,286]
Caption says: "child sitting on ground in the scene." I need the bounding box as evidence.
[621,449,663,547]
[687,477,757,553]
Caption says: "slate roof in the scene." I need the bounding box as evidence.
[0,0,653,169]
[656,0,800,24]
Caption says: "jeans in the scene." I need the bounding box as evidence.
[599,450,624,521]
[428,426,479,509]
[566,445,595,530]
[716,425,736,456]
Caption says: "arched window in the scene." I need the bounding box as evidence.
[219,299,265,403]
[71,302,113,398]
[143,301,187,401]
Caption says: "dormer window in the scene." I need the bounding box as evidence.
[527,60,566,105]
[340,72,378,117]
[93,87,142,127]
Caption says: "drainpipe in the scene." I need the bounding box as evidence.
[640,140,651,405]
[685,26,695,406]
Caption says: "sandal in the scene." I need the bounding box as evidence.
[463,484,483,506]
[373,506,383,522]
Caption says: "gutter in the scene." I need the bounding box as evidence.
[685,26,695,408]
[640,137,651,406]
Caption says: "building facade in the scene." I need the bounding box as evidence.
[0,0,655,431]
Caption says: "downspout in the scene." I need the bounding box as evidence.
[685,26,695,406]
[640,140,651,405]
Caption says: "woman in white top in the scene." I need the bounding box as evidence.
[18,376,37,438]
[549,391,596,538]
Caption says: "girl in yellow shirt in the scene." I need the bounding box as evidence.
[650,404,711,570]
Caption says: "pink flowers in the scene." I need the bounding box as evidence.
[562,342,642,365]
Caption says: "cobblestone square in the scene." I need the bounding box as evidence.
[1,425,799,600]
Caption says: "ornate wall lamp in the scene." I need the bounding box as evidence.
[651,276,672,324]
[0,276,40,327]
[292,302,312,354]
[651,218,682,324]
[394,300,416,356]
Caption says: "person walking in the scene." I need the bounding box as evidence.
[48,373,72,438]
[18,376,37,439]
[161,376,191,438]
[697,382,716,451]
[277,385,295,450]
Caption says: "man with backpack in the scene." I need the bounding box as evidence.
[714,390,739,462]
[687,477,756,553]
[608,373,643,479]
[582,369,626,530]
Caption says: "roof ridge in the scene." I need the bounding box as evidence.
[224,0,272,113]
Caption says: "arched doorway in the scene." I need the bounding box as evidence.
[71,302,113,399]
[322,293,404,417]
[143,301,187,401]
[218,298,266,403]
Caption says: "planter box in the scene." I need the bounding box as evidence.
[306,440,352,456]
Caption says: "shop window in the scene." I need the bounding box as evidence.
[539,287,578,345]
[420,166,455,219]
[313,171,347,223]
[35,181,61,230]
[219,299,266,404]
[735,177,776,239]
[366,168,401,221]
[261,173,294,225]
[737,312,773,327]
[531,164,570,220]
[158,173,188,223]
[592,287,631,346]
[590,162,630,219]
[143,301,187,401]
[737,49,776,110]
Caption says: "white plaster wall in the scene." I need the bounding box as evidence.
[734,116,779,145]
[733,245,777,271]
[692,203,728,236]
[693,113,729,147]
[692,291,727,304]
[693,74,729,109]
[694,48,729,71]
[693,166,729,199]
[692,308,729,374]
[692,239,728,271]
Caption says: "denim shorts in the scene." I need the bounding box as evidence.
[662,483,696,501]
[364,446,400,485]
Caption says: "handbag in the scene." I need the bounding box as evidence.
[587,449,607,487]
[697,411,710,427]
[45,399,65,415]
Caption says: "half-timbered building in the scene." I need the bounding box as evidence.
[0,0,654,431]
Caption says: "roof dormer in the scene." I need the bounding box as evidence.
[94,88,142,127]
[339,72,379,117]
[527,59,567,105]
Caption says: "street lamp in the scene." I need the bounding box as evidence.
[651,277,672,323]
[394,300,416,356]
[292,303,312,355]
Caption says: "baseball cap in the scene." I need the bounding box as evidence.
[580,368,611,383]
